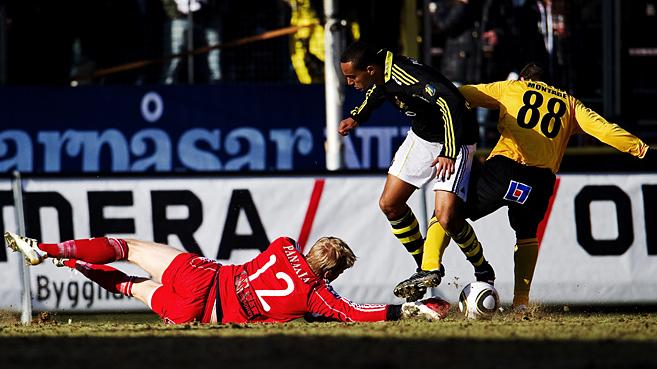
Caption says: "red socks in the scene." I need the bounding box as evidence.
[64,259,134,297]
[40,238,133,296]
[39,237,128,264]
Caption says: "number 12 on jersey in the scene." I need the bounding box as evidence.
[248,255,295,311]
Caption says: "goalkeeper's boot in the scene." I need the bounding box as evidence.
[394,266,445,302]
[4,231,47,265]
[474,261,496,285]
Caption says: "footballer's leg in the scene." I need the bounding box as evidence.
[124,239,185,284]
[39,236,183,283]
[508,209,540,308]
[507,187,554,307]
[379,174,424,267]
[5,232,129,266]
[129,279,163,307]
[4,232,47,265]
[512,238,539,307]
[6,232,180,309]
[385,129,447,269]
[53,258,159,306]
[394,214,449,301]
[507,167,556,308]
[421,213,451,272]
[436,190,495,284]
[38,237,129,264]
[433,144,494,283]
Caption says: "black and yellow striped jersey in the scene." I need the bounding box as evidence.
[349,50,478,160]
[460,80,649,173]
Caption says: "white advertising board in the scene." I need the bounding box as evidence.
[0,174,656,312]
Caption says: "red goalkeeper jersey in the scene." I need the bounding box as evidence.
[218,237,391,323]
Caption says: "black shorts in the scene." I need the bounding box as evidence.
[465,155,556,239]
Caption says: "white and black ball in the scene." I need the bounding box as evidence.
[458,281,500,320]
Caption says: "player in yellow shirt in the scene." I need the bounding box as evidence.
[395,62,649,308]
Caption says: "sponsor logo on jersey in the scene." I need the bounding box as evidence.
[425,84,436,97]
[504,180,532,204]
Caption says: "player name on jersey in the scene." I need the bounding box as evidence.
[283,244,313,284]
[526,82,567,99]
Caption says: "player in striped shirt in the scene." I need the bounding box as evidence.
[339,42,495,301]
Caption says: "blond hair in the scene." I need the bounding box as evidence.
[305,237,356,277]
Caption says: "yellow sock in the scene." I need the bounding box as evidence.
[421,216,450,271]
[513,238,539,306]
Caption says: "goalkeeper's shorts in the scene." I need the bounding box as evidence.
[150,253,221,324]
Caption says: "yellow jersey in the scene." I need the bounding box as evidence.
[459,80,648,173]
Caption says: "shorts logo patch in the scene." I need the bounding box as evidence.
[504,180,532,204]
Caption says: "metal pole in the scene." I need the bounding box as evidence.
[324,0,344,170]
[11,171,32,325]
[187,0,195,84]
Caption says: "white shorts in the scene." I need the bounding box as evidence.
[388,129,475,202]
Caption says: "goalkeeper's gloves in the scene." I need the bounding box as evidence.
[401,297,450,321]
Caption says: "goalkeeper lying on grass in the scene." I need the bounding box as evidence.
[5,232,449,324]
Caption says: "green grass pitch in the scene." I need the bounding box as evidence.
[1,306,657,369]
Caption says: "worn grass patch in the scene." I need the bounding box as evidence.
[1,306,657,369]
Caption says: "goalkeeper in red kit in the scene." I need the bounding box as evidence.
[5,232,449,324]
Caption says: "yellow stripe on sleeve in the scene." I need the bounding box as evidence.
[384,51,393,82]
[436,98,456,157]
[352,85,377,116]
[392,64,419,83]
[391,69,414,85]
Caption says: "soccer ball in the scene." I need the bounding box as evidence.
[458,282,500,320]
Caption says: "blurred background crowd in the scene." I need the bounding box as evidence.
[0,0,655,145]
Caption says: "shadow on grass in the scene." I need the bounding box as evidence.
[2,335,657,369]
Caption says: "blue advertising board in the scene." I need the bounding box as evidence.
[0,84,408,173]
